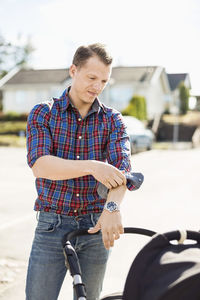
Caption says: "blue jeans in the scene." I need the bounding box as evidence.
[26,211,109,300]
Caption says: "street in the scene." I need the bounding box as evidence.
[0,146,200,299]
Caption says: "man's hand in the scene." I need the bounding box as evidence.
[88,210,124,249]
[90,161,126,189]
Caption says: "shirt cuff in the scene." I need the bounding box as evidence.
[125,172,144,191]
[126,180,136,191]
[27,147,50,168]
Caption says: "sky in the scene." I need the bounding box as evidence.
[0,0,200,94]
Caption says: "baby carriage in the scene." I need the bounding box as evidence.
[62,227,200,300]
[62,173,200,299]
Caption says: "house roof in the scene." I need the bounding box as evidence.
[3,68,70,85]
[1,66,176,93]
[111,66,158,82]
[167,73,189,91]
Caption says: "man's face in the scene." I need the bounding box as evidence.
[69,55,112,105]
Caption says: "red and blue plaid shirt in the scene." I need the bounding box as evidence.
[26,88,135,216]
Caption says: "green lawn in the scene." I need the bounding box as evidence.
[0,121,27,134]
[0,121,27,147]
[0,135,26,147]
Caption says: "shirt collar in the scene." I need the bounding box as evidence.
[59,87,106,114]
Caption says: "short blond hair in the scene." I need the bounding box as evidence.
[72,43,113,67]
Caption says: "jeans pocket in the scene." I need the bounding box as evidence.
[92,212,101,226]
[36,219,56,233]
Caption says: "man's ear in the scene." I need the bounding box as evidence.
[69,64,77,78]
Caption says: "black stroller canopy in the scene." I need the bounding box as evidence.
[63,227,200,300]
[123,230,200,300]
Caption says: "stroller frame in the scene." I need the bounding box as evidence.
[62,227,200,300]
[62,227,156,300]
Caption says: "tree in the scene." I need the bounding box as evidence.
[0,35,11,78]
[121,94,147,120]
[0,34,34,79]
[0,33,34,111]
[179,82,190,115]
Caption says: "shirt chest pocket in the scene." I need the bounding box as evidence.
[52,125,77,159]
[86,124,110,160]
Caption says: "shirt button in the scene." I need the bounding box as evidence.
[79,136,82,139]
[78,118,82,121]
[76,194,79,197]
[74,209,77,213]
[77,155,80,159]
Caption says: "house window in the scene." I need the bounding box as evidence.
[110,85,133,110]
[16,90,26,106]
[36,90,48,103]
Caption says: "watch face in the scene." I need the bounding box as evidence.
[106,201,118,212]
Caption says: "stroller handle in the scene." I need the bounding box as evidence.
[164,230,200,243]
[62,227,156,247]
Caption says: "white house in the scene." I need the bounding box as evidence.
[167,73,191,113]
[0,67,71,114]
[0,66,173,119]
[100,66,171,120]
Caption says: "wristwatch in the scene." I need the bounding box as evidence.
[104,201,120,213]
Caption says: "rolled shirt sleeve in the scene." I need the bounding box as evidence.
[26,103,53,168]
[106,112,136,191]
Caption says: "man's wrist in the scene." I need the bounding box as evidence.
[81,160,96,176]
[104,201,120,213]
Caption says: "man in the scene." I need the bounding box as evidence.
[26,43,135,300]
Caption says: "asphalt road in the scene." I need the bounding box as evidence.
[0,146,200,299]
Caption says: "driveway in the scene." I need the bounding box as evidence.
[0,146,200,299]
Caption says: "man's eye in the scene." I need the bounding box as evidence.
[90,78,95,80]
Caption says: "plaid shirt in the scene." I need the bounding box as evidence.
[26,88,135,216]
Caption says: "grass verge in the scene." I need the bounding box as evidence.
[0,121,27,134]
[0,135,26,147]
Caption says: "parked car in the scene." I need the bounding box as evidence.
[122,116,155,154]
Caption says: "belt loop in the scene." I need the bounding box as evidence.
[36,211,40,221]
[56,214,62,228]
[91,213,96,227]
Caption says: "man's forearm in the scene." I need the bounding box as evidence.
[106,184,127,206]
[88,184,127,249]
[32,155,127,189]
[32,155,94,180]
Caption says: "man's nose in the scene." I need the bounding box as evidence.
[92,82,102,91]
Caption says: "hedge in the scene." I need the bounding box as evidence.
[121,94,147,120]
[0,111,28,121]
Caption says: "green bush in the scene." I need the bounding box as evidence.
[121,94,147,120]
[0,111,28,121]
[179,82,189,115]
[0,121,27,135]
